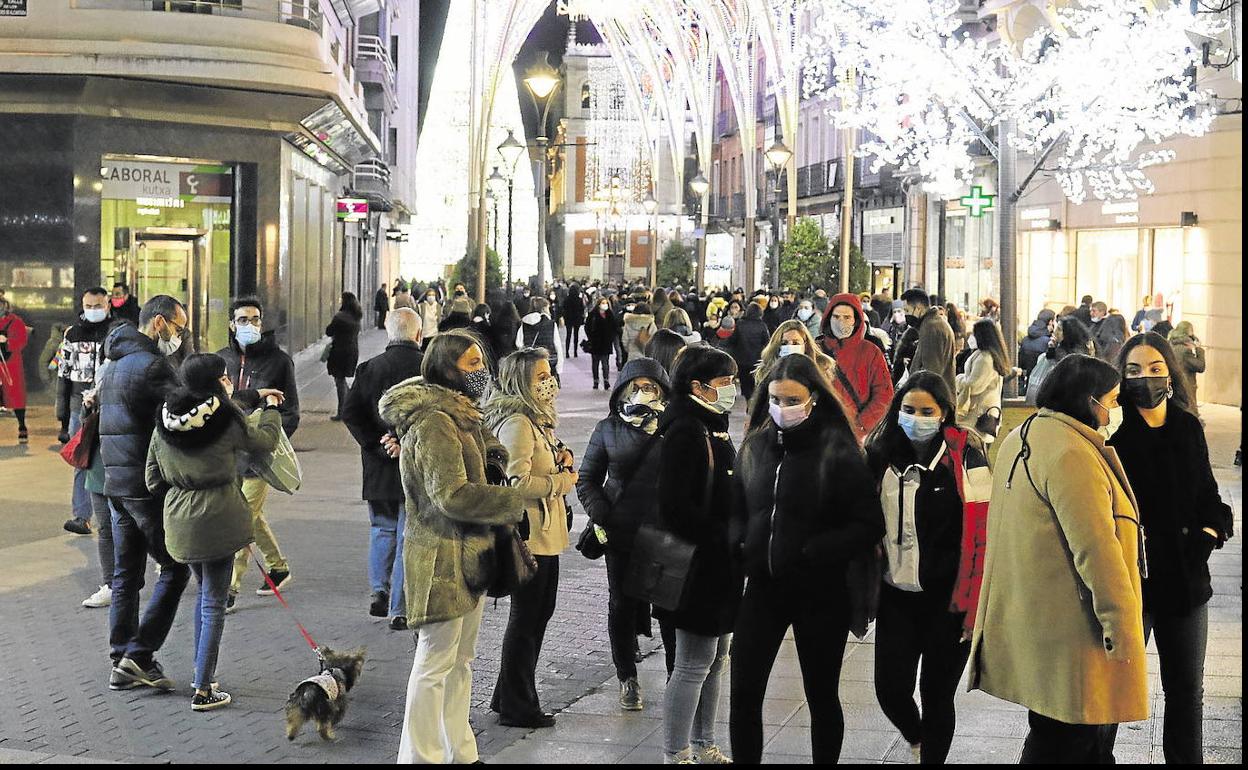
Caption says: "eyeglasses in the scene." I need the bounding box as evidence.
[233,316,261,326]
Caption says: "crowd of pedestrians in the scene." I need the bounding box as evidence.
[5,271,1235,764]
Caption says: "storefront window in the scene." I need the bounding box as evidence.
[1075,228,1141,318]
[1151,227,1185,322]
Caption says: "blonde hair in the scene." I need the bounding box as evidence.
[663,307,693,331]
[488,347,557,426]
[755,320,835,386]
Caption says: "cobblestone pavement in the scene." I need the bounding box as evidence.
[0,327,1241,764]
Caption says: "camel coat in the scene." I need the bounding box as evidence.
[968,409,1149,726]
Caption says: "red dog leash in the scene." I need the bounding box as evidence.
[248,545,324,665]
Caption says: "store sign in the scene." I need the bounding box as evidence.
[0,0,26,17]
[336,198,369,221]
[959,186,995,217]
[1100,201,1139,216]
[100,160,232,203]
[1020,207,1052,221]
[864,207,904,235]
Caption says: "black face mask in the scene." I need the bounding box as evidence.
[1121,376,1169,409]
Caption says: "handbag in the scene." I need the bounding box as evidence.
[575,525,607,560]
[59,409,99,469]
[622,430,711,611]
[319,341,333,363]
[246,410,303,494]
[580,339,593,354]
[487,524,539,598]
[974,406,1002,439]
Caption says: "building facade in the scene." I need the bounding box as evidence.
[0,0,416,383]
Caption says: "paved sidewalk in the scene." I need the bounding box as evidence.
[0,328,1241,764]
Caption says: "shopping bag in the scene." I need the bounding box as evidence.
[246,410,302,494]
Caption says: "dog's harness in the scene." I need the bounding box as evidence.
[300,671,341,700]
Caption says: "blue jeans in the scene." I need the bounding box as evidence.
[190,556,234,691]
[663,631,731,757]
[69,402,90,521]
[108,496,190,665]
[90,491,115,586]
[367,499,406,616]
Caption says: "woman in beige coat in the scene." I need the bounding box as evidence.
[483,347,578,729]
[969,355,1148,764]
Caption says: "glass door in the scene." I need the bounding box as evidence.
[135,237,211,352]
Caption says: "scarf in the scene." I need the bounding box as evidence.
[161,396,220,432]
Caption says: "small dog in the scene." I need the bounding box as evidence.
[284,646,366,742]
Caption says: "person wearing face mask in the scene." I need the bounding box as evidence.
[728,303,770,403]
[109,282,141,326]
[748,321,840,433]
[762,293,784,334]
[1089,301,1126,365]
[865,372,991,764]
[796,298,822,339]
[1108,334,1233,764]
[818,294,894,441]
[578,358,675,707]
[584,297,621,390]
[955,320,1012,444]
[417,289,442,351]
[96,295,191,693]
[216,297,300,609]
[892,289,956,392]
[970,355,1148,764]
[483,348,578,728]
[379,330,541,764]
[653,346,741,765]
[731,355,884,764]
[517,297,562,386]
[57,287,114,535]
[145,353,284,711]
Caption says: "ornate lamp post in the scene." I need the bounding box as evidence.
[522,53,562,290]
[642,190,658,289]
[763,136,792,290]
[496,130,525,288]
[689,171,710,292]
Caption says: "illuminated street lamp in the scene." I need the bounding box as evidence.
[643,191,658,289]
[689,172,710,197]
[487,163,512,284]
[523,53,563,289]
[764,137,792,289]
[689,171,710,291]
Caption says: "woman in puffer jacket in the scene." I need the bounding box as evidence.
[866,371,991,763]
[730,354,884,765]
[484,347,578,729]
[379,330,541,764]
[576,357,674,709]
[145,353,285,712]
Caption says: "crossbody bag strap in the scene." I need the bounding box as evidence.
[612,422,671,499]
[833,361,868,414]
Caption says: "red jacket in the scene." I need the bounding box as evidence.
[941,426,990,637]
[819,293,893,440]
[0,311,29,410]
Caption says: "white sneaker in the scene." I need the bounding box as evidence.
[82,585,112,608]
[909,743,922,763]
[664,748,696,765]
[694,745,732,764]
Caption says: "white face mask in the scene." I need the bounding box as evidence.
[769,398,814,430]
[796,307,815,322]
[778,344,803,358]
[967,335,978,350]
[831,319,855,340]
[158,331,181,357]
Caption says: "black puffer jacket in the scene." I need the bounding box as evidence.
[735,407,883,584]
[576,358,671,551]
[729,311,770,374]
[217,331,300,437]
[98,323,179,497]
[584,308,620,355]
[562,292,586,327]
[655,395,742,636]
[1109,402,1234,615]
[341,340,424,502]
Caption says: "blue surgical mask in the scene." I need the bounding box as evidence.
[83,308,108,324]
[235,325,261,347]
[898,412,942,443]
[700,384,736,414]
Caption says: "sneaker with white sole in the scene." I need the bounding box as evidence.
[115,657,175,691]
[190,689,231,711]
[82,584,112,608]
[225,593,237,614]
[664,748,696,765]
[694,745,732,764]
[108,665,142,691]
[256,569,291,596]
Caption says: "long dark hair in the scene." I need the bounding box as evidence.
[670,344,737,396]
[748,354,858,448]
[161,353,246,441]
[866,370,958,451]
[1117,332,1196,416]
[339,292,363,320]
[1056,316,1092,355]
[1036,354,1120,429]
[971,319,1011,376]
[421,329,484,394]
[644,329,688,376]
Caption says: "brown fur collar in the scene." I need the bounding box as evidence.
[379,377,481,437]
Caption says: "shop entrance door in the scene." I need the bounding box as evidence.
[133,231,211,351]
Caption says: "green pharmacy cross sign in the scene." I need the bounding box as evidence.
[960,186,995,217]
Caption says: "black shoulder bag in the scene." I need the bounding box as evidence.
[485,453,538,599]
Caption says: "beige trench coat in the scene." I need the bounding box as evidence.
[968,409,1149,725]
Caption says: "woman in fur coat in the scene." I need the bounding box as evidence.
[379,330,541,764]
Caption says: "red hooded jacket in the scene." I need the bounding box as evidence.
[819,293,894,440]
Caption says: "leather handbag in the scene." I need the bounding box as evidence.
[59,409,99,469]
[575,525,607,560]
[487,525,538,599]
[975,406,1002,439]
[622,524,696,611]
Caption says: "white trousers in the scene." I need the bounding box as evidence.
[397,599,485,764]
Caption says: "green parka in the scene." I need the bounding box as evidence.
[146,399,282,564]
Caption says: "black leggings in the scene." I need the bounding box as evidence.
[333,376,348,417]
[565,324,582,356]
[873,583,970,764]
[729,575,850,764]
[13,407,26,431]
[1020,711,1118,764]
[590,353,611,386]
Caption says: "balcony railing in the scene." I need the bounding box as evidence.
[355,33,396,95]
[353,158,391,191]
[71,0,323,31]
